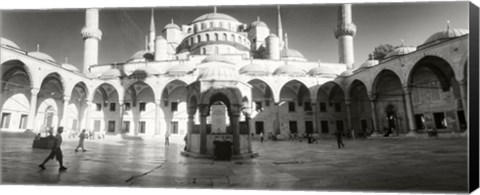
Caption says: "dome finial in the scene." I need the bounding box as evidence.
[145,35,148,50]
[401,39,404,46]
[36,44,40,52]
[171,18,174,24]
[446,20,451,31]
[257,16,260,22]
[284,33,289,49]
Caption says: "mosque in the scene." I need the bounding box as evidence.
[0,4,469,158]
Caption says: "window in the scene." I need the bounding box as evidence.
[214,46,219,54]
[202,48,206,55]
[210,21,215,28]
[93,120,101,132]
[265,100,270,107]
[289,121,298,133]
[19,114,28,129]
[334,102,342,112]
[171,102,178,112]
[305,121,314,134]
[139,121,146,134]
[255,101,263,111]
[197,35,202,42]
[223,33,227,41]
[215,33,219,41]
[321,120,329,133]
[206,34,210,41]
[96,103,102,111]
[304,102,312,111]
[1,113,11,129]
[433,112,447,129]
[122,121,130,133]
[124,102,131,111]
[361,119,368,131]
[319,102,327,112]
[139,102,146,112]
[171,121,178,134]
[255,121,264,134]
[414,114,425,129]
[108,121,115,133]
[288,101,295,112]
[110,103,116,111]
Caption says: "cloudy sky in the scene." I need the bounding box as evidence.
[1,1,469,69]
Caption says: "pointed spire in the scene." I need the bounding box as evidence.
[277,5,283,42]
[145,35,148,50]
[150,8,155,32]
[36,44,40,52]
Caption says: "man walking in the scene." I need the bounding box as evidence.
[39,127,67,171]
[335,129,345,148]
[75,129,87,152]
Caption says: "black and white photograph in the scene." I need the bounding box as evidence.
[0,0,478,194]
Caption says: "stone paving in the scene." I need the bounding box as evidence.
[0,132,468,193]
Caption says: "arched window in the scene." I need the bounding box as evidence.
[228,23,232,31]
[188,28,192,34]
[201,23,206,30]
[206,34,210,41]
[220,22,224,28]
[214,46,219,54]
[231,34,235,42]
[237,36,241,43]
[198,35,202,42]
[194,25,199,33]
[215,33,219,41]
[223,33,227,41]
[202,48,206,55]
[190,37,194,45]
[210,21,215,28]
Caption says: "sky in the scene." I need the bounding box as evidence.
[1,1,469,70]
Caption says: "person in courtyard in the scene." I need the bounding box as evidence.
[260,132,264,142]
[39,127,67,171]
[75,129,87,152]
[335,129,345,148]
[165,130,170,146]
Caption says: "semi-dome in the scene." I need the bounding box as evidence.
[62,63,80,72]
[99,69,127,79]
[424,23,468,45]
[128,50,154,62]
[308,66,334,76]
[201,55,234,64]
[28,51,56,62]
[251,20,268,28]
[164,23,181,31]
[273,64,306,77]
[198,65,238,81]
[239,63,269,76]
[1,37,20,49]
[192,12,238,23]
[281,48,305,59]
[385,45,416,59]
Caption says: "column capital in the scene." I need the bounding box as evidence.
[369,93,377,101]
[402,86,412,94]
[63,95,71,101]
[344,98,351,105]
[31,88,40,95]
[458,80,467,86]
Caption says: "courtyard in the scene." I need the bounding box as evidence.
[0,132,468,193]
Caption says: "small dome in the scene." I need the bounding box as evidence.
[1,37,20,49]
[99,69,126,79]
[239,63,269,76]
[164,23,181,31]
[167,64,195,75]
[131,66,161,76]
[281,48,305,59]
[251,20,268,28]
[273,64,306,77]
[339,69,354,77]
[198,65,238,81]
[358,59,379,69]
[62,63,80,72]
[201,55,234,64]
[385,45,416,59]
[424,23,468,45]
[128,50,154,62]
[28,51,56,62]
[308,66,334,76]
[192,12,238,23]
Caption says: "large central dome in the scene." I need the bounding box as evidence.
[192,12,238,23]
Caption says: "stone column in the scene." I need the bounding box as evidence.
[61,96,70,128]
[27,88,40,132]
[459,81,468,120]
[187,115,194,152]
[403,87,417,136]
[155,100,161,135]
[275,102,281,134]
[345,98,352,130]
[231,114,240,155]
[83,101,93,131]
[199,113,207,155]
[369,95,378,134]
[118,100,124,134]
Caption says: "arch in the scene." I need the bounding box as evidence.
[40,72,65,96]
[279,79,311,107]
[1,59,34,89]
[408,56,456,91]
[215,33,219,41]
[349,80,372,135]
[206,34,210,42]
[223,33,228,41]
[372,69,403,97]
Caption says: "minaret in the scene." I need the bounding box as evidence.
[277,5,284,44]
[81,9,102,73]
[148,9,156,52]
[334,4,356,70]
